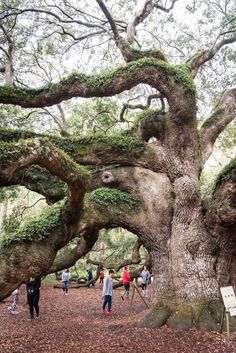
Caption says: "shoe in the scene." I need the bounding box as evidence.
[102,309,106,315]
[7,306,12,311]
[121,295,124,300]
[28,316,33,320]
[11,310,19,315]
[36,315,40,319]
[107,311,112,315]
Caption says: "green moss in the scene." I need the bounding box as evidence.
[55,58,195,93]
[122,58,195,92]
[134,108,166,123]
[134,108,157,123]
[85,187,140,214]
[0,129,144,158]
[201,109,225,129]
[213,157,236,192]
[0,57,195,106]
[69,134,145,156]
[0,85,44,102]
[0,201,64,247]
[0,137,91,182]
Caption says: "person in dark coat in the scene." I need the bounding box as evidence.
[26,277,41,320]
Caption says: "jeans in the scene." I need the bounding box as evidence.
[62,280,69,293]
[102,295,112,312]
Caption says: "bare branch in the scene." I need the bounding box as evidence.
[120,93,164,121]
[187,36,236,78]
[127,0,178,44]
[95,0,119,40]
[0,23,14,85]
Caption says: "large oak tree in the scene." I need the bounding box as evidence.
[0,0,235,330]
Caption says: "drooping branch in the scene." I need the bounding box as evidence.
[0,163,171,298]
[187,36,236,78]
[200,88,236,165]
[48,230,99,273]
[0,129,169,177]
[0,138,91,221]
[1,166,65,204]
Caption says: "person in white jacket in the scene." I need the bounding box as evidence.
[61,268,71,295]
[140,266,150,297]
[102,269,114,315]
[7,288,20,314]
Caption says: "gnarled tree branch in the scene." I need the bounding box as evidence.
[48,230,99,273]
[0,138,91,221]
[187,36,236,78]
[200,88,236,165]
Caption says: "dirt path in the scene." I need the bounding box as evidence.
[0,284,235,353]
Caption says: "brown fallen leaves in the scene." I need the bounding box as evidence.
[0,283,236,353]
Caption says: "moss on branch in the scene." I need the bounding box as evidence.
[0,129,145,159]
[201,109,225,129]
[213,157,236,192]
[0,201,64,247]
[85,187,140,214]
[0,58,195,107]
[50,58,195,93]
[0,137,91,182]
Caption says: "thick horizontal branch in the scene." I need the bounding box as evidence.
[0,129,169,176]
[200,88,236,164]
[0,57,196,108]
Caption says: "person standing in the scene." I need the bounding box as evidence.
[7,288,20,314]
[87,267,95,288]
[140,266,150,297]
[121,266,131,300]
[99,266,105,284]
[27,277,41,320]
[102,269,114,315]
[61,268,71,295]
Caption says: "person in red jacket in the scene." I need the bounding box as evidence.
[121,266,131,300]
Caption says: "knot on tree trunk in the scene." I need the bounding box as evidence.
[101,171,115,184]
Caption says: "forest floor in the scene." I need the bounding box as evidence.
[0,283,236,353]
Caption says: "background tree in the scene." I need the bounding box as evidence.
[0,0,235,331]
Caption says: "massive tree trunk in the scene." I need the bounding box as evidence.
[0,15,235,329]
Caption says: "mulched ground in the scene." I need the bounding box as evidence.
[0,283,236,353]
